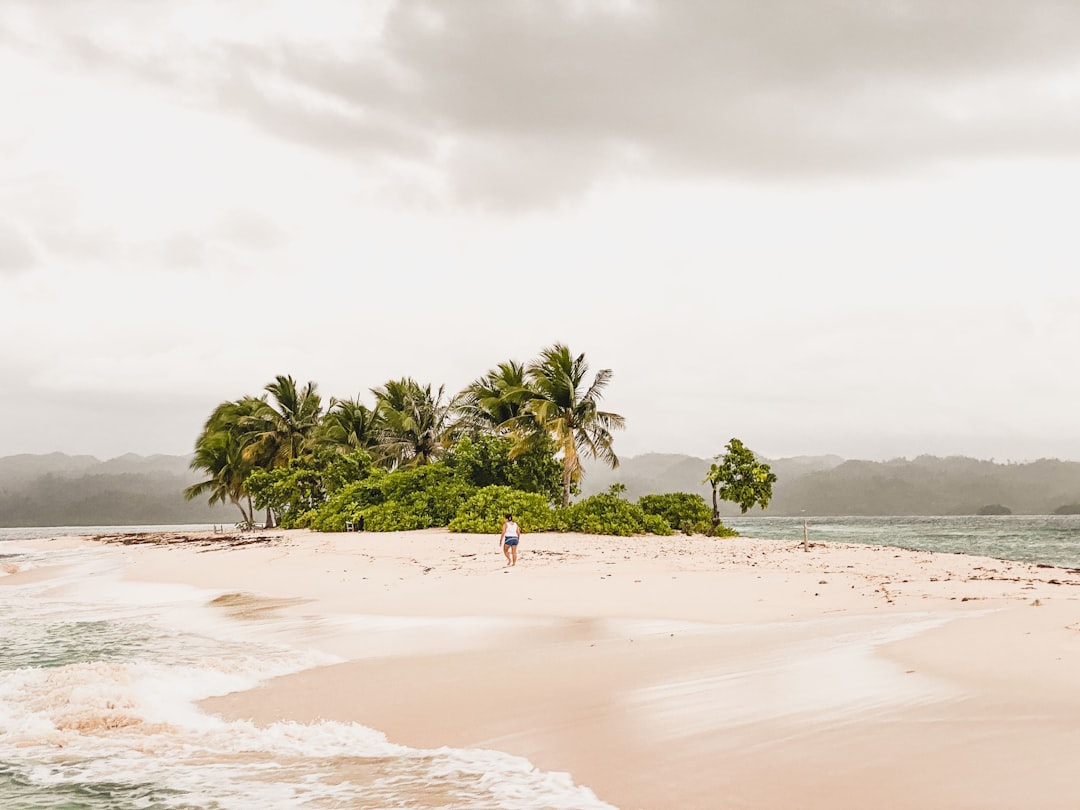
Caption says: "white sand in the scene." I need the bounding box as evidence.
[19,528,1080,809]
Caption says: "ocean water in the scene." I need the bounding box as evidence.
[0,529,614,810]
[723,514,1080,569]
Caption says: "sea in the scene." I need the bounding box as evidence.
[2,516,1079,809]
[722,514,1080,570]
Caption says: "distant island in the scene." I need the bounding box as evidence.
[580,453,1080,517]
[0,453,229,527]
[3,450,1080,527]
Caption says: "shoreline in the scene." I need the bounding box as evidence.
[14,529,1080,809]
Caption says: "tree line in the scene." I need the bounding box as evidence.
[185,342,774,535]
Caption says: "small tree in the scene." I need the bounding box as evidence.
[704,438,777,535]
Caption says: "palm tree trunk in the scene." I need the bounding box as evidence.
[562,463,572,509]
[710,485,720,536]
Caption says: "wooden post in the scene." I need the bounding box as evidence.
[802,519,809,552]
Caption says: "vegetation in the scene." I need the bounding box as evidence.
[517,344,626,508]
[977,504,1012,515]
[449,486,556,533]
[638,492,713,535]
[183,344,654,536]
[704,439,776,534]
[177,345,773,537]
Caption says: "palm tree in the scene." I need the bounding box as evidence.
[242,375,324,469]
[185,398,262,524]
[372,377,461,468]
[523,343,626,508]
[319,396,382,452]
[458,360,532,434]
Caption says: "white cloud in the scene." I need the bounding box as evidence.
[2,0,1079,461]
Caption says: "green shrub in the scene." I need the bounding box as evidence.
[359,501,435,532]
[641,513,674,536]
[307,463,477,532]
[248,448,374,528]
[638,492,711,535]
[447,435,565,504]
[449,486,554,533]
[308,474,388,531]
[559,493,660,536]
[710,522,739,538]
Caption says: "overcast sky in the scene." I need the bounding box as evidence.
[2,0,1079,464]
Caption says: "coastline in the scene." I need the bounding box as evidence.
[16,528,1080,809]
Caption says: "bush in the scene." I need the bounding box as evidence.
[638,492,711,535]
[308,463,477,532]
[447,435,565,504]
[449,486,554,533]
[557,493,664,536]
[308,474,388,532]
[642,513,674,536]
[360,500,435,532]
[709,521,739,538]
[248,449,374,528]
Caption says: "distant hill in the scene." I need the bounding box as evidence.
[582,452,1080,516]
[765,455,1080,516]
[0,453,231,527]
[4,450,1080,526]
[581,452,845,514]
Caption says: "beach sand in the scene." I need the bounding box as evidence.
[23,528,1080,809]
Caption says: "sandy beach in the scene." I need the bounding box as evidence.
[13,528,1080,809]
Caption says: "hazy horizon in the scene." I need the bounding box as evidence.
[4,2,1079,464]
[4,445,1076,468]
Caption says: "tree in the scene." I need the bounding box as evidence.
[242,375,324,471]
[184,398,264,524]
[247,447,372,528]
[320,396,383,453]
[371,378,461,468]
[522,343,626,508]
[704,438,777,534]
[447,433,564,504]
[458,360,532,434]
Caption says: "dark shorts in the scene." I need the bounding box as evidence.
[504,537,519,547]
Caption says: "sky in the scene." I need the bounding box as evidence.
[2,0,1079,464]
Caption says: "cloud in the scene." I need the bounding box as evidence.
[221,0,1080,203]
[7,0,1080,207]
[210,210,285,249]
[155,212,286,269]
[0,221,37,274]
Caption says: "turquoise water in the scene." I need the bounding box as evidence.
[724,514,1080,569]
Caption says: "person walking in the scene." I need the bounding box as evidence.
[499,513,521,567]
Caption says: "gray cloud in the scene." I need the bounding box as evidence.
[0,221,37,274]
[156,212,286,270]
[10,0,1080,206]
[261,1,1080,197]
[210,210,286,250]
[158,232,207,269]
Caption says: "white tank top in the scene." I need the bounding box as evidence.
[504,521,519,538]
